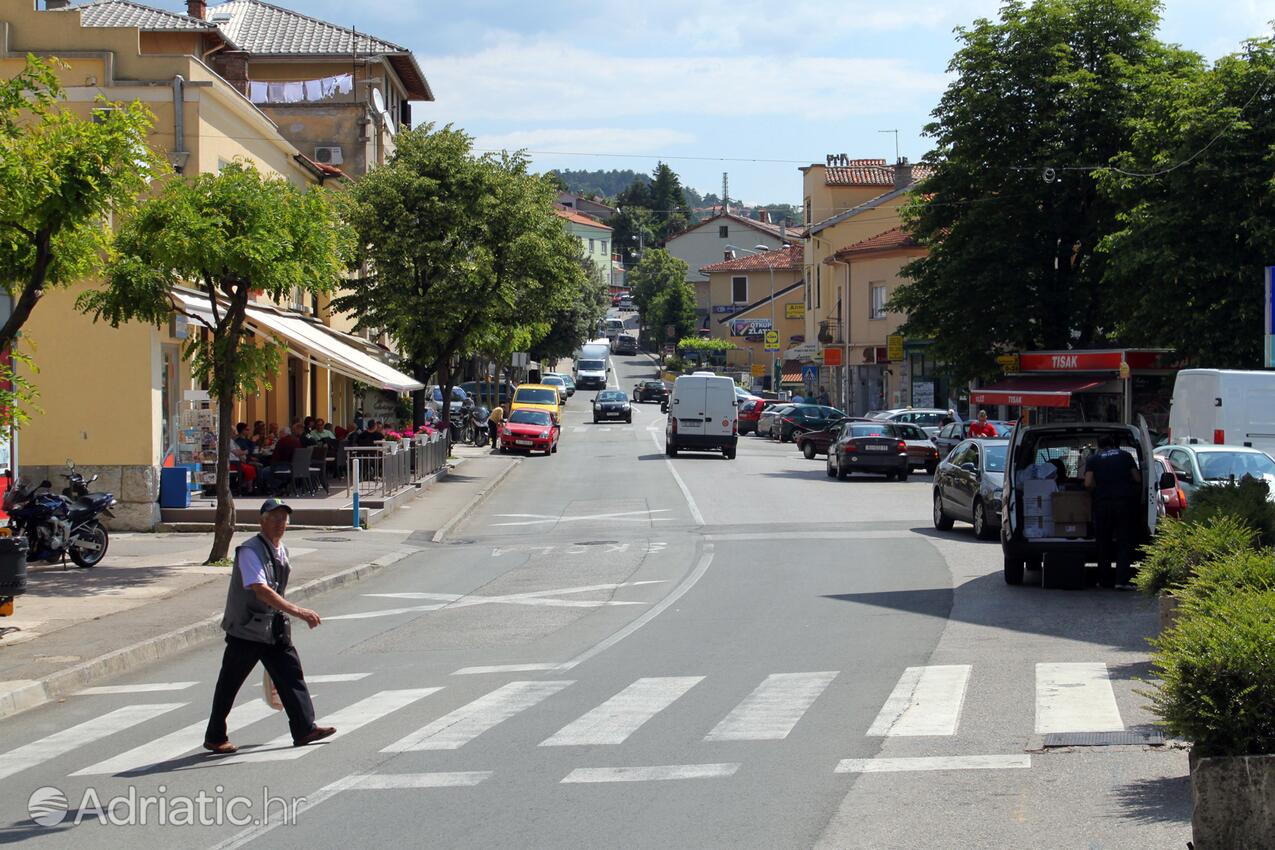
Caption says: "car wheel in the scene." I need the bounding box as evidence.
[826,456,837,478]
[1003,551,1025,585]
[626,416,632,424]
[551,441,558,454]
[780,427,792,443]
[592,416,598,424]
[925,461,937,475]
[666,442,677,458]
[724,446,736,460]
[802,442,816,460]
[885,471,897,481]
[836,456,850,480]
[897,470,909,483]
[973,500,996,540]
[933,491,955,531]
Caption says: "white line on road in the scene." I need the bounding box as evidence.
[1,703,186,781]
[705,672,838,741]
[306,673,372,683]
[75,682,198,695]
[73,701,277,777]
[562,763,740,783]
[835,755,1031,774]
[650,430,705,525]
[541,677,703,746]
[382,680,573,751]
[221,688,442,764]
[452,663,564,676]
[1035,662,1124,734]
[867,665,972,737]
[492,509,672,527]
[707,531,916,542]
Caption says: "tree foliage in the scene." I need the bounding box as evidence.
[627,248,688,319]
[890,0,1196,382]
[79,161,350,561]
[530,256,609,364]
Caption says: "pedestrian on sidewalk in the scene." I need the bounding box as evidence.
[488,403,505,449]
[204,499,335,754]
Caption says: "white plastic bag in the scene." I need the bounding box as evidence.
[262,670,283,710]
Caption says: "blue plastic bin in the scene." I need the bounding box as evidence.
[159,466,191,509]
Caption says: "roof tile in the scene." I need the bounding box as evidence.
[207,0,407,55]
[701,244,803,274]
[69,0,220,32]
[829,227,921,261]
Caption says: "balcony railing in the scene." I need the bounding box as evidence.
[817,319,843,345]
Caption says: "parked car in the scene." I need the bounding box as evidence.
[933,438,1010,539]
[740,398,784,436]
[796,417,874,459]
[934,419,1014,457]
[868,407,951,438]
[541,374,569,403]
[1154,443,1275,503]
[592,389,632,423]
[826,421,910,481]
[1001,419,1159,586]
[1154,456,1187,519]
[770,404,846,443]
[499,408,560,455]
[509,384,562,422]
[633,380,669,403]
[612,334,638,355]
[894,422,942,473]
[618,296,635,310]
[427,385,468,418]
[458,381,516,408]
[756,403,798,440]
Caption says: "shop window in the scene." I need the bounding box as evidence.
[732,276,748,303]
[870,283,887,319]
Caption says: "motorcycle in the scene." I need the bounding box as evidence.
[4,461,116,568]
[468,405,491,447]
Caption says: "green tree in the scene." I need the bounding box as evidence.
[647,279,698,347]
[649,161,693,242]
[890,0,1195,382]
[531,257,609,364]
[1100,39,1274,367]
[78,162,350,562]
[609,204,656,266]
[0,55,159,426]
[628,248,688,322]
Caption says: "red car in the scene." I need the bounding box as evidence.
[739,398,782,435]
[499,409,560,455]
[1155,456,1187,518]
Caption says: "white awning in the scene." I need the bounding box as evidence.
[170,288,423,393]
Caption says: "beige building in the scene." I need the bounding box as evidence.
[666,211,800,321]
[3,0,423,529]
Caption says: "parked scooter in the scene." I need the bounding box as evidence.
[4,461,116,568]
[468,405,491,447]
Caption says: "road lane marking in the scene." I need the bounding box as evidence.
[562,763,740,783]
[342,582,666,622]
[707,531,916,542]
[452,663,563,676]
[73,701,277,777]
[541,677,703,746]
[306,673,372,683]
[221,688,441,764]
[835,755,1031,774]
[383,681,573,751]
[867,665,972,737]
[0,703,185,780]
[1035,662,1124,733]
[650,431,706,525]
[491,509,672,527]
[75,682,198,695]
[705,672,838,741]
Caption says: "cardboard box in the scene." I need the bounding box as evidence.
[1052,491,1092,524]
[1023,515,1054,539]
[1056,522,1089,539]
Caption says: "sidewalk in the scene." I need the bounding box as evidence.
[0,446,520,719]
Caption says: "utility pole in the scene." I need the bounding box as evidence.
[722,172,729,214]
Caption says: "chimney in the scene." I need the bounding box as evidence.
[187,0,207,19]
[757,210,770,224]
[893,156,914,191]
[44,0,72,8]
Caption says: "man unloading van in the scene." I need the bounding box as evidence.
[1084,435,1142,590]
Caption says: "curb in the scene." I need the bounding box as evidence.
[431,457,520,544]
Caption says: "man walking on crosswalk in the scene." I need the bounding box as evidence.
[203,499,335,754]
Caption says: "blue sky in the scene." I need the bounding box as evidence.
[166,1,1271,204]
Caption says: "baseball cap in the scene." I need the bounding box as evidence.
[259,498,293,515]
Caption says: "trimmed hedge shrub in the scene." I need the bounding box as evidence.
[1184,475,1275,547]
[1176,549,1275,611]
[1135,515,1257,595]
[1147,587,1275,757]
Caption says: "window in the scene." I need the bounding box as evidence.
[815,265,821,308]
[804,197,812,225]
[601,241,608,256]
[589,238,595,252]
[732,276,748,303]
[719,225,729,238]
[805,269,813,308]
[870,283,887,319]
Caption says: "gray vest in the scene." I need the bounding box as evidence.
[221,534,290,643]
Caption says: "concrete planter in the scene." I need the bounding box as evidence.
[1158,592,1182,634]
[1190,750,1275,849]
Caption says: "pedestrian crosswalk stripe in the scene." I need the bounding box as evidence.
[383,681,573,752]
[221,688,442,764]
[541,677,702,747]
[1035,662,1123,734]
[72,700,277,777]
[75,682,198,696]
[0,703,185,781]
[705,672,837,741]
[867,665,971,737]
[334,771,494,789]
[561,763,740,783]
[835,755,1031,774]
[306,673,372,683]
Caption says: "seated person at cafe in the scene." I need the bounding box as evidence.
[229,422,261,495]
[309,419,336,443]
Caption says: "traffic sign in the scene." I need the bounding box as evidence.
[763,330,780,351]
[751,363,766,377]
[801,365,819,383]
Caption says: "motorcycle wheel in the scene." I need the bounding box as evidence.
[475,428,489,448]
[69,520,109,568]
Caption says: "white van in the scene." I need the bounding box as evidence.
[1168,369,1275,455]
[604,318,625,340]
[574,340,611,390]
[664,372,739,459]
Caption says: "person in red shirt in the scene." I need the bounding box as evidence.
[969,410,999,438]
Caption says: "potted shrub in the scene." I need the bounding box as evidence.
[1146,584,1275,848]
[1135,516,1256,632]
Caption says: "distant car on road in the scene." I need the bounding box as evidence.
[1154,443,1275,503]
[932,438,1010,539]
[894,421,942,474]
[612,334,637,355]
[868,408,951,437]
[632,380,669,403]
[826,421,910,481]
[934,419,1013,458]
[458,381,515,408]
[499,408,560,455]
[427,385,468,418]
[592,389,632,423]
[541,374,569,403]
[618,296,634,310]
[739,398,783,436]
[755,403,798,440]
[796,417,874,459]
[770,404,846,443]
[1154,456,1187,519]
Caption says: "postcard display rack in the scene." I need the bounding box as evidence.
[177,394,219,498]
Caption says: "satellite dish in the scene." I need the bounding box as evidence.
[370,88,386,114]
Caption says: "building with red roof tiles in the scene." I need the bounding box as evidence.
[555,207,614,286]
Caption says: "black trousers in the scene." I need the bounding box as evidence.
[205,634,316,743]
[1093,499,1136,585]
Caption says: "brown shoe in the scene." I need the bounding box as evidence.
[203,740,238,755]
[293,725,336,747]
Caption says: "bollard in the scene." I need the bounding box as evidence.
[351,457,360,529]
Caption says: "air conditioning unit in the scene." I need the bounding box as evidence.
[314,146,343,165]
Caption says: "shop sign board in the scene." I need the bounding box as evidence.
[821,346,843,366]
[913,380,935,408]
[732,318,773,337]
[751,363,766,377]
[712,305,738,314]
[785,303,805,319]
[886,334,905,362]
[1019,350,1160,371]
[786,341,819,360]
[996,354,1020,372]
[763,330,781,351]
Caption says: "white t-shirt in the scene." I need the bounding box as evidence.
[239,541,287,589]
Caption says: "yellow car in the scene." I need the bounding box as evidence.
[510,384,562,422]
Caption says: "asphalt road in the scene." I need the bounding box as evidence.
[0,350,1189,849]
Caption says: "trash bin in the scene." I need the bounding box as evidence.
[160,466,191,509]
[0,535,28,597]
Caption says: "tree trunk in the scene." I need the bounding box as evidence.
[206,297,247,564]
[0,230,53,357]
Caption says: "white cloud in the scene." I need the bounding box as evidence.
[429,39,948,123]
[472,127,696,156]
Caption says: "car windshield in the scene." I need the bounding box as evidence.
[1198,451,1275,481]
[432,387,467,402]
[579,360,605,371]
[508,410,551,426]
[543,376,565,387]
[848,424,895,438]
[597,391,626,402]
[514,388,558,404]
[984,444,1008,473]
[645,382,664,390]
